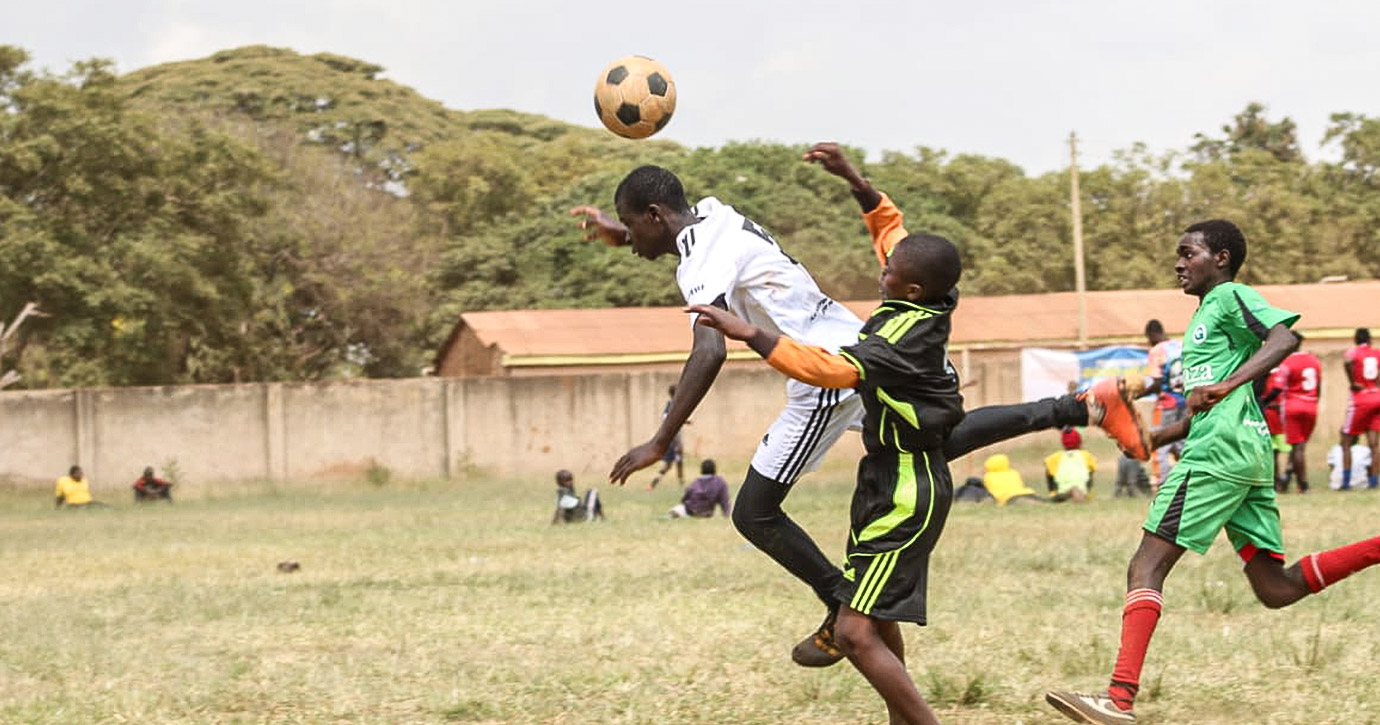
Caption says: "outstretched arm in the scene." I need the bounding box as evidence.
[570,205,631,247]
[803,142,907,267]
[687,305,859,389]
[1187,324,1298,413]
[608,323,725,485]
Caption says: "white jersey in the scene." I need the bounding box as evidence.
[676,197,862,354]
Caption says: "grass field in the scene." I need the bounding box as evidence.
[2,452,1378,724]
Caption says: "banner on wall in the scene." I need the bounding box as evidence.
[1020,346,1149,402]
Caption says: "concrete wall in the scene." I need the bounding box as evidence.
[0,342,1359,490]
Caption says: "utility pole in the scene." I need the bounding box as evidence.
[1069,132,1088,347]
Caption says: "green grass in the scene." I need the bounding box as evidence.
[1,456,1378,724]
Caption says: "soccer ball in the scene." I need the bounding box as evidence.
[593,56,676,139]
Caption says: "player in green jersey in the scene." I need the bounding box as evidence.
[1046,220,1380,725]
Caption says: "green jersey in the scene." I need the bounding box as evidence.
[1178,282,1299,485]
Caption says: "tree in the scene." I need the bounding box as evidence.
[0,302,42,388]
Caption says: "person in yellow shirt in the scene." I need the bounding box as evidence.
[983,453,1040,505]
[54,465,95,508]
[1044,428,1097,502]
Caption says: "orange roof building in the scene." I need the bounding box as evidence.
[435,282,1380,377]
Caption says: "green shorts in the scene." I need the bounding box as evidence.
[1271,433,1292,453]
[1143,466,1285,561]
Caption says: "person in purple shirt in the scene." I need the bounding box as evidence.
[669,460,732,518]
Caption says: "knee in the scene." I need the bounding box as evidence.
[730,494,777,537]
[1126,557,1167,591]
[731,470,785,535]
[831,614,873,657]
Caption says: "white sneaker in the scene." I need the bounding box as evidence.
[1045,690,1136,724]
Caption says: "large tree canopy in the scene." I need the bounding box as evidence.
[1,45,1376,389]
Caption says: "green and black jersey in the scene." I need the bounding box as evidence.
[839,291,966,455]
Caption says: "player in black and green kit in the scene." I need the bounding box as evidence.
[690,194,965,725]
[1047,221,1380,725]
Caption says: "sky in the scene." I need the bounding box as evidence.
[4,0,1377,174]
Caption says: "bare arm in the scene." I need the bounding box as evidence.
[687,305,859,388]
[1187,324,1298,413]
[569,205,631,247]
[1149,414,1193,450]
[609,323,725,484]
[803,142,882,212]
[804,143,907,267]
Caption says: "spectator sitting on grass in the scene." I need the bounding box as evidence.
[982,454,1040,505]
[54,465,100,509]
[132,466,174,503]
[1045,427,1096,502]
[1328,443,1372,491]
[552,470,604,524]
[670,459,732,518]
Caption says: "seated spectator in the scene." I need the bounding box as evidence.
[982,453,1040,505]
[132,466,174,503]
[1114,454,1152,498]
[670,459,732,518]
[1044,427,1096,502]
[954,476,994,503]
[54,465,97,508]
[552,470,604,524]
[1328,443,1373,491]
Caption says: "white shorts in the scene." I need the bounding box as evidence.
[751,380,864,484]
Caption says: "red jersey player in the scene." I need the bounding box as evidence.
[1342,327,1380,489]
[1260,366,1288,488]
[1274,339,1321,493]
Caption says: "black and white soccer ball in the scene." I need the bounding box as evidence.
[593,55,676,140]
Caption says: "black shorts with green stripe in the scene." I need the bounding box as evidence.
[833,447,953,625]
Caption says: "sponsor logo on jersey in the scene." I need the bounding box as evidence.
[1192,323,1208,344]
[1244,419,1271,436]
[1183,363,1214,388]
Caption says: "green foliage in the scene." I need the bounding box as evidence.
[2,44,1378,389]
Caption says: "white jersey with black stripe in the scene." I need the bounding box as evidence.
[676,197,863,354]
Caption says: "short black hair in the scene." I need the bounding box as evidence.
[1145,319,1164,336]
[1184,219,1247,277]
[555,469,573,484]
[69,465,81,476]
[1358,328,1372,345]
[701,459,716,475]
[890,234,961,303]
[614,165,691,215]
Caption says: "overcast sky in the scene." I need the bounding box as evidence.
[5,0,1377,174]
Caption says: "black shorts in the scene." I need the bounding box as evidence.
[832,449,953,625]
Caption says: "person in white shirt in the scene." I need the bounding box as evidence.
[1327,443,1372,491]
[571,156,1148,668]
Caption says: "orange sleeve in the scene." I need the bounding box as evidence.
[765,336,860,389]
[861,192,909,268]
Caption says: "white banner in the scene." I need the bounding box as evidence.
[1021,346,1150,402]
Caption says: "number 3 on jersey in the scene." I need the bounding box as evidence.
[742,218,798,264]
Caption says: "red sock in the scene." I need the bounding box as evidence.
[1107,588,1163,710]
[1299,535,1380,593]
